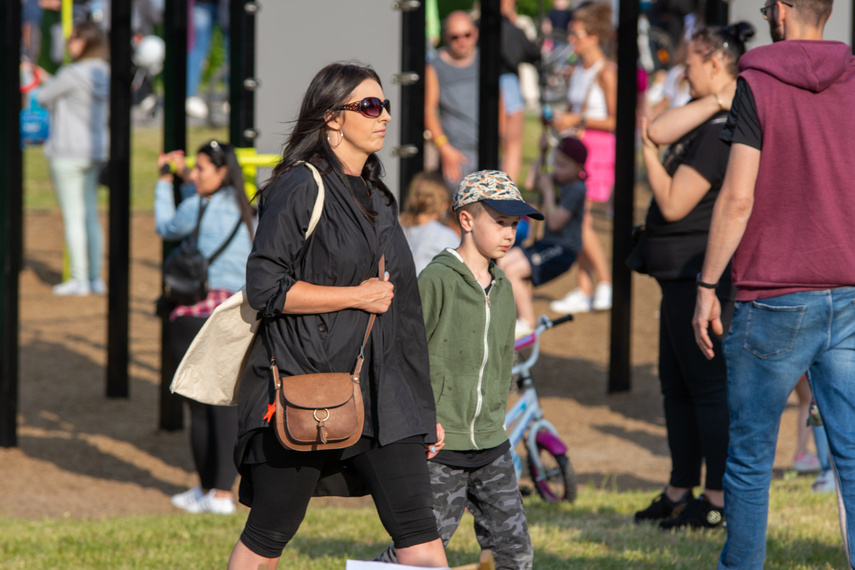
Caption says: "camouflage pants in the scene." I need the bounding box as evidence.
[375,450,533,569]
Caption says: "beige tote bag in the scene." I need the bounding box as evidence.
[170,162,325,406]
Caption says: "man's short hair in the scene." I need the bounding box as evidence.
[793,0,833,26]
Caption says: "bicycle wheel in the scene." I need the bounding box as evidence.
[528,445,577,504]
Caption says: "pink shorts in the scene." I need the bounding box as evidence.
[580,129,616,203]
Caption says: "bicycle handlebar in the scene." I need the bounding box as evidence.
[514,313,574,352]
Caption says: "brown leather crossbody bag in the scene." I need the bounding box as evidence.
[269,256,384,452]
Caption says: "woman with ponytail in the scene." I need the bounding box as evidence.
[633,21,756,531]
[156,140,255,515]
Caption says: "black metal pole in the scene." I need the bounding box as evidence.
[229,0,256,148]
[608,0,639,394]
[478,0,501,171]
[399,0,426,204]
[704,0,729,27]
[106,0,133,399]
[0,0,22,448]
[160,0,189,431]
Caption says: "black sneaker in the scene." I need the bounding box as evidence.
[658,494,725,530]
[634,490,692,524]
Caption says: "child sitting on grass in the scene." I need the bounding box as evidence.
[498,136,588,336]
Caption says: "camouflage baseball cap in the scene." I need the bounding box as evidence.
[453,170,544,220]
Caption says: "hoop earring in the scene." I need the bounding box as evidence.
[327,129,344,149]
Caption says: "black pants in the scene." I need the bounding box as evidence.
[165,315,238,491]
[658,279,733,491]
[240,437,439,558]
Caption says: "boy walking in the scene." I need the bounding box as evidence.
[380,170,543,568]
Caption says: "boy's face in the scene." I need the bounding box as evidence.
[552,150,582,186]
[464,203,520,260]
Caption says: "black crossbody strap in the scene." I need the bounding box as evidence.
[207,216,244,264]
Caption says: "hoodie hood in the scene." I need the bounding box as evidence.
[739,41,853,93]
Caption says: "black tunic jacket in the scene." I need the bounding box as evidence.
[235,163,437,495]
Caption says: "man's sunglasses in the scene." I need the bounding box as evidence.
[760,1,793,19]
[335,97,391,118]
[449,32,473,41]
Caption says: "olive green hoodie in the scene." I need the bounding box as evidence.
[418,249,515,451]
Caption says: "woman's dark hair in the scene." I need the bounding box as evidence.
[72,21,109,61]
[198,140,257,239]
[261,62,393,224]
[692,21,755,77]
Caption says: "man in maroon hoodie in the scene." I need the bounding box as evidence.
[692,1,855,568]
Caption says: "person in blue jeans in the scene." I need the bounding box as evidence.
[693,1,855,567]
[186,0,229,119]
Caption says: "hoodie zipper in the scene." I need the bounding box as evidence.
[470,280,494,449]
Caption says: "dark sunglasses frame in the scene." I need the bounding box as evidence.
[335,97,391,118]
[760,1,793,19]
[449,32,473,41]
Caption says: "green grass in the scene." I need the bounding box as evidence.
[23,126,228,213]
[0,477,846,568]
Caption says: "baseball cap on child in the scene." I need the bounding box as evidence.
[453,170,544,220]
[557,136,588,178]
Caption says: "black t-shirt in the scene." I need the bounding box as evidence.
[643,109,732,281]
[431,440,511,469]
[720,77,762,150]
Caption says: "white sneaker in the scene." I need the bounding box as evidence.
[592,282,613,311]
[90,278,106,295]
[187,490,236,515]
[186,96,209,119]
[812,470,837,493]
[171,486,203,511]
[550,288,592,314]
[52,279,91,296]
[514,318,533,339]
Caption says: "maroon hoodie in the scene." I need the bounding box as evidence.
[733,41,855,301]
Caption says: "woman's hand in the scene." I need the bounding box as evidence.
[354,277,394,314]
[553,112,582,133]
[426,423,445,459]
[157,150,187,180]
[640,117,658,152]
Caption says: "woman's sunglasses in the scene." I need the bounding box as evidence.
[335,97,391,118]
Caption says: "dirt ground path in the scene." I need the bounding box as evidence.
[0,209,805,519]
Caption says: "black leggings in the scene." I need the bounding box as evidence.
[240,439,439,558]
[658,279,733,491]
[165,315,238,491]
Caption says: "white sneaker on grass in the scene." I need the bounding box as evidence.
[52,279,91,296]
[592,282,613,311]
[171,486,203,511]
[187,490,236,514]
[550,288,592,314]
[812,470,837,493]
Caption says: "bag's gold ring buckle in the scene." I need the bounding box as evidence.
[313,408,331,422]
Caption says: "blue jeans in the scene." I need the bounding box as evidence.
[50,157,104,283]
[187,2,228,97]
[719,288,855,569]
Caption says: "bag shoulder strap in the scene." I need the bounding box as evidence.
[300,161,325,239]
[267,254,385,376]
[580,59,606,117]
[207,216,243,264]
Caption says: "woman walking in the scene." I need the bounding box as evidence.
[228,63,447,569]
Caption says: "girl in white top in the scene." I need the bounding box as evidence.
[551,1,616,314]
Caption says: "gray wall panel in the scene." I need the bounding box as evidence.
[255,1,402,197]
